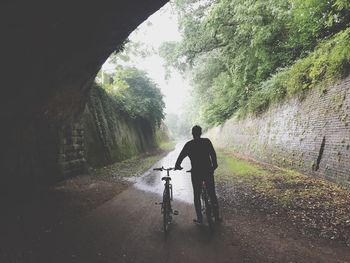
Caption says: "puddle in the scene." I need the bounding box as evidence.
[134,142,194,204]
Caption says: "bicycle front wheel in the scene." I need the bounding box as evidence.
[163,203,169,232]
[163,191,170,232]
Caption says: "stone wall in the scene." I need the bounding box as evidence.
[0,83,161,199]
[55,85,160,175]
[58,123,86,177]
[207,75,350,186]
[82,86,157,167]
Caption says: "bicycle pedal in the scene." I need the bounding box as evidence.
[173,210,179,215]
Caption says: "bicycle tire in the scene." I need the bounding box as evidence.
[203,191,214,230]
[163,189,170,232]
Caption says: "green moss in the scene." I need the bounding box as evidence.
[311,161,316,170]
[337,151,342,162]
[340,114,348,123]
[331,92,346,112]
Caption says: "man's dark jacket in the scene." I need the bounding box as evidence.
[175,138,217,175]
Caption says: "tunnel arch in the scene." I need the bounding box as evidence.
[0,0,168,197]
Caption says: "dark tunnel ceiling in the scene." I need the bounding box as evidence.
[1,0,168,123]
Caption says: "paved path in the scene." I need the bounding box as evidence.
[3,144,350,263]
[37,144,248,262]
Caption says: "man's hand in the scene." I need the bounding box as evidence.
[174,165,183,170]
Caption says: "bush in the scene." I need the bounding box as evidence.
[243,28,350,116]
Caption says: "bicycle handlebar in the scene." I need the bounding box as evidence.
[153,166,174,172]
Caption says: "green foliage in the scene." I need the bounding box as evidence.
[163,0,350,126]
[287,28,350,94]
[99,66,165,128]
[109,39,154,64]
[243,69,289,115]
[243,28,350,116]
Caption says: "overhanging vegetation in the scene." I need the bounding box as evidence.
[161,0,350,127]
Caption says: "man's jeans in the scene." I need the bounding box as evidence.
[191,172,219,220]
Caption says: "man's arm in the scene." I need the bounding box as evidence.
[175,143,188,170]
[208,139,218,170]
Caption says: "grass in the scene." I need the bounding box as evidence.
[90,140,176,179]
[225,155,266,176]
[216,151,269,184]
[216,150,350,243]
[216,150,344,202]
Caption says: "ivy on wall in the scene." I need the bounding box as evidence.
[83,85,159,167]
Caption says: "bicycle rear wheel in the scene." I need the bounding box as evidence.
[203,192,214,230]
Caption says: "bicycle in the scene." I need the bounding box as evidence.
[186,170,215,230]
[200,179,215,230]
[153,166,178,233]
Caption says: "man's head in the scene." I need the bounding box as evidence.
[192,125,202,139]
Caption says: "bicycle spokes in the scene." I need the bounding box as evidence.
[153,166,180,233]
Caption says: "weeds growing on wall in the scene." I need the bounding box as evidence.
[243,28,350,116]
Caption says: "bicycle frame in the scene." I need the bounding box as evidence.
[163,169,173,201]
[153,166,176,233]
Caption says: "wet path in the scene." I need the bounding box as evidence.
[33,143,250,263]
[40,187,245,263]
[8,144,350,263]
[134,142,193,203]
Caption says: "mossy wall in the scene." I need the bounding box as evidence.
[83,86,157,167]
[207,75,350,187]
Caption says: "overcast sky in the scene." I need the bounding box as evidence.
[102,3,190,115]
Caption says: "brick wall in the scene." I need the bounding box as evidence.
[207,75,350,186]
[58,122,86,177]
[82,86,157,167]
[55,85,161,178]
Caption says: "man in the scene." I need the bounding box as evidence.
[174,125,221,224]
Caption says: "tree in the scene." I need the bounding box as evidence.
[161,0,350,126]
[100,66,165,128]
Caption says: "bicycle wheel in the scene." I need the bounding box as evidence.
[203,191,214,230]
[162,190,170,232]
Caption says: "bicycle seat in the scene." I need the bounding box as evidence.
[162,177,171,181]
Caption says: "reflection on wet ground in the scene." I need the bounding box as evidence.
[134,142,194,204]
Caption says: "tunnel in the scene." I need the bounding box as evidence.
[2,1,350,262]
[0,0,168,199]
